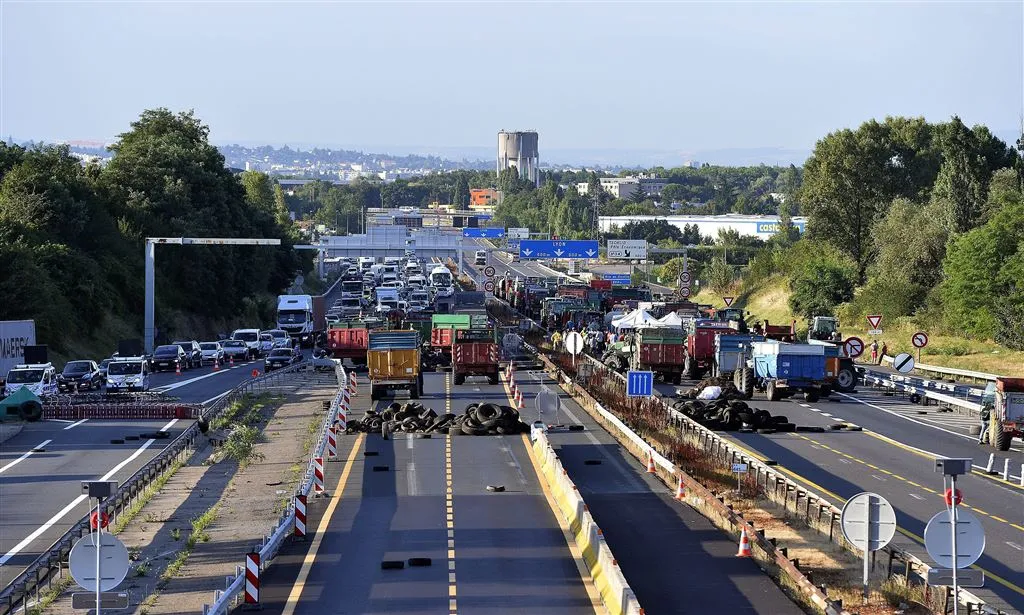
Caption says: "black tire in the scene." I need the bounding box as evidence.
[488,371,499,385]
[993,423,1012,451]
[771,415,789,425]
[804,390,820,403]
[737,412,755,425]
[409,383,419,399]
[454,373,465,386]
[370,385,381,401]
[739,367,754,400]
[461,422,487,436]
[836,365,856,392]
[778,422,797,432]
[753,409,771,428]
[19,401,43,422]
[766,381,781,402]
[475,404,501,421]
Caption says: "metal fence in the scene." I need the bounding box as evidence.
[0,362,312,615]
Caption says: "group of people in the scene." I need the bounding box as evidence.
[548,321,620,355]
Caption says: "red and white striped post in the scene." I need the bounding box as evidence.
[294,494,307,537]
[326,426,338,460]
[313,457,324,494]
[337,398,347,431]
[244,552,260,604]
[348,376,357,397]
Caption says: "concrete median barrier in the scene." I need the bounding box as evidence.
[531,431,643,615]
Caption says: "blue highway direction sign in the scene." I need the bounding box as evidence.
[626,370,654,397]
[462,227,505,238]
[603,273,631,286]
[519,240,599,259]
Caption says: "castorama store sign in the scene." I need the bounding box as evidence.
[756,220,806,235]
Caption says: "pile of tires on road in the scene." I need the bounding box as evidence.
[669,397,796,433]
[344,402,530,436]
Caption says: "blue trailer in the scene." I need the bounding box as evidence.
[713,334,764,399]
[750,341,828,402]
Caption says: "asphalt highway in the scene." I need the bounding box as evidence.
[517,369,805,614]
[652,379,1024,613]
[0,358,269,588]
[255,371,599,615]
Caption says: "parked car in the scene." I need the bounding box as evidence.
[98,358,111,380]
[199,342,224,365]
[221,340,249,362]
[58,360,104,392]
[264,347,301,371]
[172,340,203,368]
[231,329,263,359]
[152,345,188,372]
[265,329,293,349]
[259,333,275,356]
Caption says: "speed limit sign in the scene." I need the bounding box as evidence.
[483,265,496,278]
[483,280,495,293]
[679,286,691,298]
[679,270,692,284]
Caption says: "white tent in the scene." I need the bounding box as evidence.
[611,309,659,331]
[656,311,685,329]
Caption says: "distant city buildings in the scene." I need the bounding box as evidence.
[577,174,667,199]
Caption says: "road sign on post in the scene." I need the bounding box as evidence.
[841,492,897,603]
[483,280,495,293]
[679,287,691,298]
[606,239,648,260]
[69,533,130,593]
[679,270,692,284]
[892,352,915,374]
[866,314,882,335]
[723,297,735,307]
[519,240,599,259]
[506,227,530,240]
[564,331,585,357]
[483,265,496,278]
[912,331,928,348]
[626,370,654,397]
[844,337,865,358]
[603,273,631,286]
[924,508,986,570]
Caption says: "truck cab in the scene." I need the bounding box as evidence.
[474,250,487,265]
[4,363,58,398]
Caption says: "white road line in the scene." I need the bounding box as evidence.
[831,417,845,421]
[838,392,1024,464]
[799,403,810,407]
[200,391,231,406]
[0,418,177,566]
[811,408,821,412]
[0,440,53,474]
[1007,542,1022,551]
[63,419,89,430]
[908,493,925,500]
[48,419,74,424]
[839,458,851,464]
[821,413,832,417]
[154,364,251,393]
[872,474,887,481]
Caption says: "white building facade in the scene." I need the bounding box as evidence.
[599,214,808,238]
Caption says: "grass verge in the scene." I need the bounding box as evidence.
[160,503,220,583]
[110,458,186,535]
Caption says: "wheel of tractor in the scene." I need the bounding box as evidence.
[454,373,465,385]
[766,381,781,402]
[993,423,1012,451]
[804,390,820,403]
[370,386,381,401]
[836,367,856,392]
[739,367,754,400]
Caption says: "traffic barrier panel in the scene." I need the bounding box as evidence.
[244,552,259,604]
[313,457,324,494]
[294,495,306,537]
[326,427,337,460]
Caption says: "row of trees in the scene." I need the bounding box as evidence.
[788,116,1022,348]
[0,109,306,350]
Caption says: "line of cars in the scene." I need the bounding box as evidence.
[1,328,304,399]
[324,255,455,325]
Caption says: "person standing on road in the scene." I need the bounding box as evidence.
[551,330,563,353]
[879,341,888,364]
[977,403,991,445]
[870,339,879,364]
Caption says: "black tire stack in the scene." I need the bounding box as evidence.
[668,397,796,433]
[344,402,530,436]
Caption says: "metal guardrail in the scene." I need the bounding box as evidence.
[0,361,312,615]
[880,354,999,384]
[201,363,348,615]
[562,352,997,614]
[859,369,984,414]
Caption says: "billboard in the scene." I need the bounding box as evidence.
[0,320,36,376]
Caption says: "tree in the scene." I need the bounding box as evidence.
[629,183,646,204]
[933,116,988,234]
[704,257,734,293]
[452,175,470,209]
[608,219,682,243]
[788,259,857,321]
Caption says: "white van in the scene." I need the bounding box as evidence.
[358,257,375,273]
[4,363,58,397]
[475,250,487,265]
[231,328,262,359]
[106,357,151,393]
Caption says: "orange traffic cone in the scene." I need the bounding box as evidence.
[736,528,752,557]
[352,373,358,387]
[674,475,686,500]
[213,358,220,371]
[646,450,656,474]
[229,355,235,367]
[175,362,182,376]
[514,388,524,409]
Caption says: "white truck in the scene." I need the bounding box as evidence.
[276,294,327,347]
[429,265,455,298]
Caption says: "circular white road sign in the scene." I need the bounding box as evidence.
[924,508,986,569]
[840,492,897,553]
[69,533,130,592]
[893,352,915,374]
[912,331,929,348]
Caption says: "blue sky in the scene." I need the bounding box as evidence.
[2,1,1021,156]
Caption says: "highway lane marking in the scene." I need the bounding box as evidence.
[200,391,232,405]
[63,419,88,430]
[908,494,924,500]
[281,432,365,615]
[1008,542,1022,551]
[557,404,649,493]
[718,432,1024,597]
[519,434,605,614]
[796,434,1022,530]
[0,439,53,474]
[445,374,458,614]
[0,419,177,565]
[857,423,1024,489]
[152,362,255,393]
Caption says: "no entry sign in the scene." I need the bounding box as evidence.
[843,337,865,359]
[912,331,928,348]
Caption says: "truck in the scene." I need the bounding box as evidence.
[276,295,327,347]
[683,321,735,380]
[602,327,688,384]
[427,314,471,370]
[805,316,857,392]
[0,320,36,393]
[749,341,829,402]
[452,328,500,385]
[367,330,423,400]
[984,377,1024,451]
[326,321,370,364]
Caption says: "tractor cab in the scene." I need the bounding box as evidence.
[809,316,841,341]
